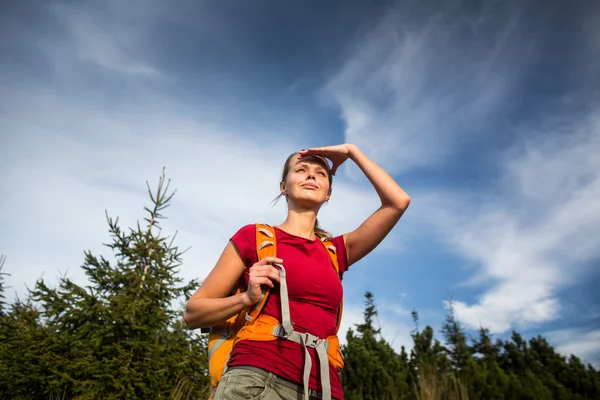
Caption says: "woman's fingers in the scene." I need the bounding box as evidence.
[257,256,283,265]
[250,276,275,289]
[250,267,280,283]
[249,260,281,284]
[245,258,285,304]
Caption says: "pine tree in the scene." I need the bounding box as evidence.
[440,301,472,373]
[409,310,466,400]
[0,254,10,395]
[0,253,52,397]
[355,291,381,337]
[439,301,475,399]
[0,254,6,315]
[470,327,510,399]
[341,291,410,400]
[500,332,554,399]
[0,169,210,399]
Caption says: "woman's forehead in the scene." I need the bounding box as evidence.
[293,154,330,169]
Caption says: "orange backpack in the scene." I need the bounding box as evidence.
[203,223,344,400]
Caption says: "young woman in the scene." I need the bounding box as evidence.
[184,144,410,400]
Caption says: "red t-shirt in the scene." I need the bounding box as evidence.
[227,224,348,400]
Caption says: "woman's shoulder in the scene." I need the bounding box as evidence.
[230,223,260,248]
[232,223,256,236]
[230,223,260,267]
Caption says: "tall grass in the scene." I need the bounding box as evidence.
[413,362,468,400]
[171,377,212,400]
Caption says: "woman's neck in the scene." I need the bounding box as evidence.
[277,210,317,240]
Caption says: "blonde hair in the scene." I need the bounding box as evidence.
[273,152,333,241]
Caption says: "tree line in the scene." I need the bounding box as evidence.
[1,172,598,399]
[341,292,600,400]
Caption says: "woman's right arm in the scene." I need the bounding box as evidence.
[183,241,281,330]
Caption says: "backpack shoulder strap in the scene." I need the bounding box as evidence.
[318,237,344,333]
[320,237,342,280]
[256,223,277,257]
[244,223,277,324]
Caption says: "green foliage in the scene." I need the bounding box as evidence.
[0,254,6,315]
[0,170,209,399]
[341,291,410,400]
[341,293,600,400]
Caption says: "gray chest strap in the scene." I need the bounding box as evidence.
[271,263,332,400]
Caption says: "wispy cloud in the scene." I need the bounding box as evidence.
[546,328,600,368]
[323,1,533,175]
[0,2,410,323]
[0,83,384,309]
[338,302,415,354]
[45,1,164,79]
[430,111,600,333]
[321,0,600,364]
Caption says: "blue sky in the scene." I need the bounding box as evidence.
[1,0,599,366]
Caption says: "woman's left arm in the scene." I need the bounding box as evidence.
[301,143,410,266]
[341,144,410,266]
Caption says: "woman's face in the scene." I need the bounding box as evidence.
[281,154,331,208]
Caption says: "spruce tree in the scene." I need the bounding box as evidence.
[0,254,6,315]
[470,327,510,399]
[440,301,472,373]
[341,291,409,400]
[0,254,9,395]
[0,169,209,399]
[0,254,54,397]
[439,301,474,399]
[409,310,466,400]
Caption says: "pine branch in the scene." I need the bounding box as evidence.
[0,254,8,312]
[138,167,174,294]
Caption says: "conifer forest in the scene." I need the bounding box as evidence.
[1,172,599,399]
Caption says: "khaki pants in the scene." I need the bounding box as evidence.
[213,366,326,400]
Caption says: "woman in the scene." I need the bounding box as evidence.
[184,144,410,400]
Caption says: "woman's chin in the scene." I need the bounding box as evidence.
[289,196,326,211]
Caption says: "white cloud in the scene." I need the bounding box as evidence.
[323,1,528,176]
[320,0,600,344]
[433,112,600,333]
[378,307,415,354]
[337,302,414,355]
[0,83,387,308]
[546,328,600,368]
[0,3,415,332]
[337,305,364,342]
[44,1,165,79]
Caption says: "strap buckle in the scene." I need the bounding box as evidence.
[295,332,328,350]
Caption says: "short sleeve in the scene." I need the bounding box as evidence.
[330,235,348,276]
[230,224,257,268]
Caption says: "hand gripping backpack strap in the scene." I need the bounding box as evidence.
[244,224,278,323]
[208,224,278,384]
[234,225,341,400]
[253,226,331,400]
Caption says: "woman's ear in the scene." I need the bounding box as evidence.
[280,181,286,195]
